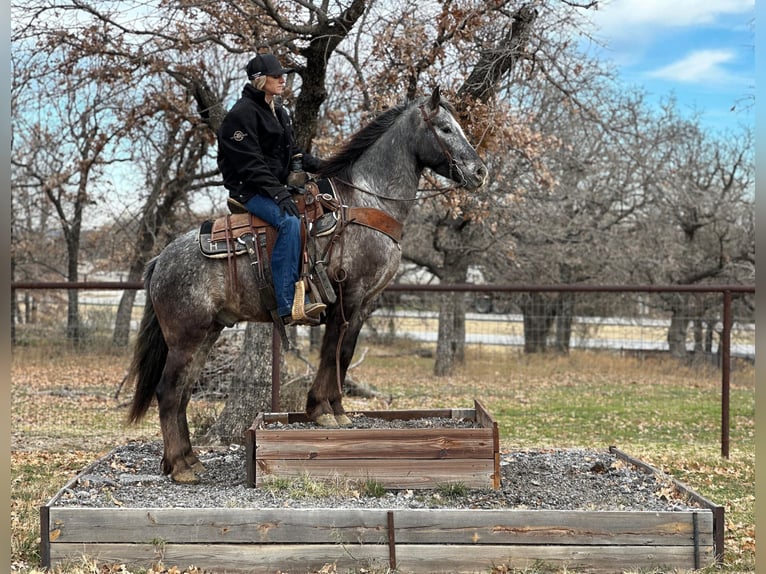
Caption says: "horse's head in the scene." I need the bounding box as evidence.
[416,87,488,190]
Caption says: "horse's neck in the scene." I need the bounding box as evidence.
[346,132,420,222]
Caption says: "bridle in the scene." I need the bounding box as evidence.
[333,102,470,203]
[418,102,469,188]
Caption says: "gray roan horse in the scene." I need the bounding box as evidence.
[127,87,488,484]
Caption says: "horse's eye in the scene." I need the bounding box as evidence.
[440,126,453,134]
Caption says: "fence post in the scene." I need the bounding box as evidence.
[271,326,281,412]
[721,291,732,459]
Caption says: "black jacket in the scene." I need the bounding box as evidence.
[217,84,322,203]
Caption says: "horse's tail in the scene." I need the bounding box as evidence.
[127,258,168,424]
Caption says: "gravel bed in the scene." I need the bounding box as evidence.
[266,415,482,430]
[51,430,696,513]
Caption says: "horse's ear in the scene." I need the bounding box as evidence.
[429,86,441,111]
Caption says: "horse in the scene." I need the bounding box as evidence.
[126,87,488,484]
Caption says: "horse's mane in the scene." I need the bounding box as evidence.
[316,102,409,180]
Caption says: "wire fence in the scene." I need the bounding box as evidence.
[10,283,755,456]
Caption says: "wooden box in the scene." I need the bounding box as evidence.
[245,400,500,489]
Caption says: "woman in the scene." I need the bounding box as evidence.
[217,53,326,324]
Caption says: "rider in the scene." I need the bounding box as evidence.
[217,52,326,324]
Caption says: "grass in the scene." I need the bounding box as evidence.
[10,341,755,574]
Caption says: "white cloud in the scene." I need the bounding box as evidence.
[591,0,754,35]
[646,49,737,84]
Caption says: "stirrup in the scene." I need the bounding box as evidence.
[291,280,326,323]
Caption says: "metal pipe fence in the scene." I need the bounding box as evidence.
[11,281,754,457]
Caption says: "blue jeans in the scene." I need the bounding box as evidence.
[244,194,301,317]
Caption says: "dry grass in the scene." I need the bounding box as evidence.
[11,340,755,574]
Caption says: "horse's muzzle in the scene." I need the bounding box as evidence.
[463,162,488,190]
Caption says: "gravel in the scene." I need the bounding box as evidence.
[50,420,696,513]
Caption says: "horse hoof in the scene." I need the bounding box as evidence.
[335,414,353,427]
[190,460,206,473]
[171,469,200,484]
[315,413,339,428]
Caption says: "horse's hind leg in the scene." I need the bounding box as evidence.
[157,326,222,484]
[177,326,224,474]
[178,382,204,474]
[156,346,199,483]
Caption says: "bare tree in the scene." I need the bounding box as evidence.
[112,115,215,346]
[629,116,754,358]
[12,65,133,342]
[13,0,752,419]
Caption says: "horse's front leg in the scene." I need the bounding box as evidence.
[306,307,363,427]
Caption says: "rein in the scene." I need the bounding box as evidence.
[335,177,460,203]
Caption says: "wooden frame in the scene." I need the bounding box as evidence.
[41,505,714,572]
[246,400,500,490]
[40,401,721,572]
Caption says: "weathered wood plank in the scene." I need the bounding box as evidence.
[394,544,713,572]
[248,406,499,489]
[47,507,390,544]
[255,458,496,489]
[474,400,496,430]
[611,445,726,563]
[48,542,390,573]
[336,408,460,421]
[391,508,714,547]
[255,428,495,459]
[47,542,713,573]
[46,507,713,548]
[473,399,500,487]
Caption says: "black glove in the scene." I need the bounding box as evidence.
[266,186,300,218]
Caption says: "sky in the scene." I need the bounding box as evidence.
[582,0,755,135]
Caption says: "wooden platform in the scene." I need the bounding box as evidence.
[40,399,723,573]
[246,400,500,489]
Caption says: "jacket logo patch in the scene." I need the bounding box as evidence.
[231,130,248,142]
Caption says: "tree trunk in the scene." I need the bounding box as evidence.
[112,289,137,348]
[704,320,715,353]
[693,319,704,354]
[201,323,274,445]
[434,291,466,376]
[454,295,466,364]
[553,292,574,354]
[433,256,468,376]
[667,312,689,359]
[520,293,556,353]
[66,237,82,345]
[112,262,144,347]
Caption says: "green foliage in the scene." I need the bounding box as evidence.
[361,478,387,498]
[436,481,468,499]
